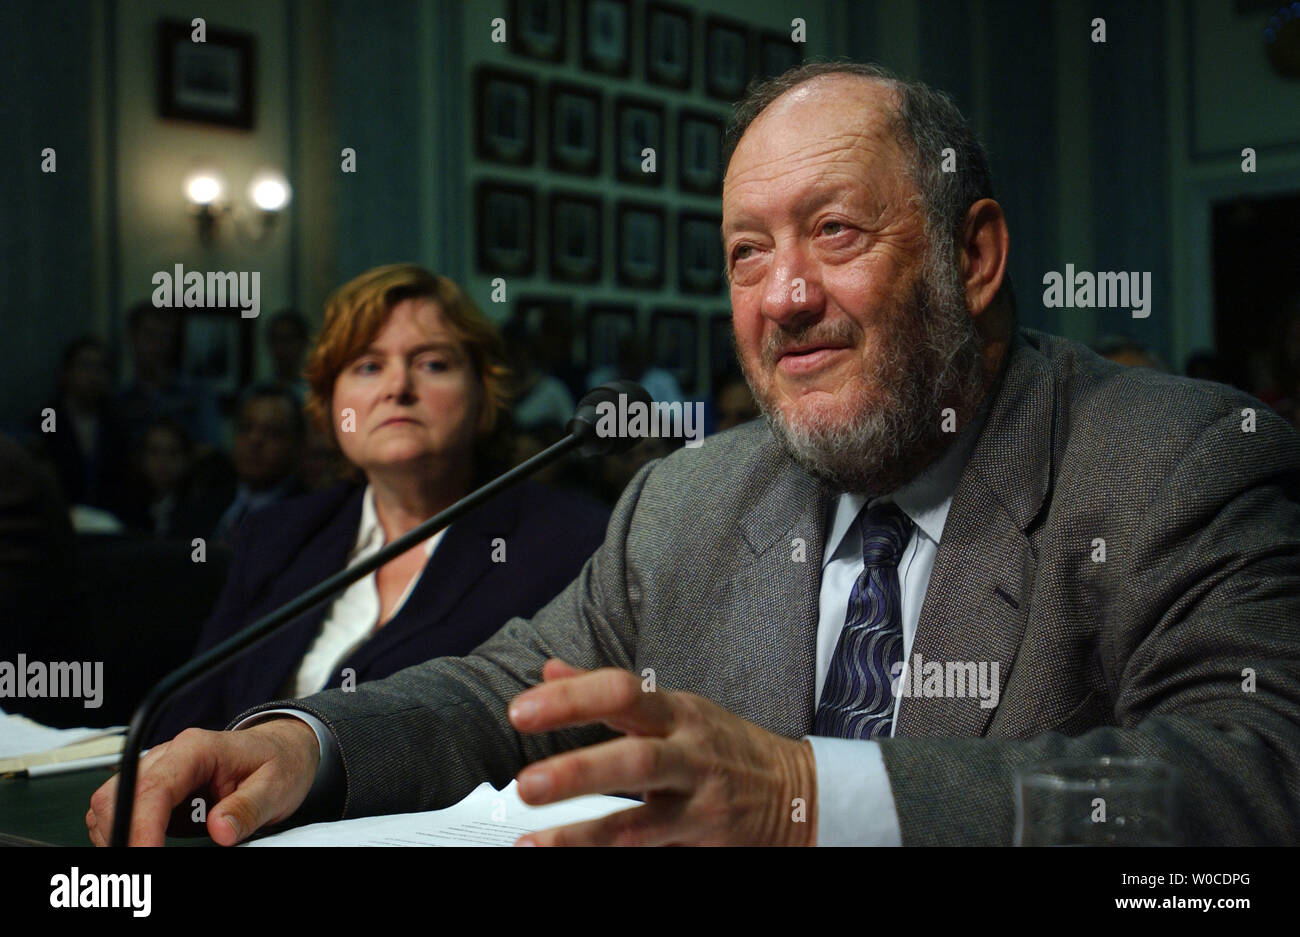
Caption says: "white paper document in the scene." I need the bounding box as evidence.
[0,708,124,759]
[245,780,632,846]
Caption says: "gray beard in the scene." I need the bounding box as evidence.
[750,253,987,496]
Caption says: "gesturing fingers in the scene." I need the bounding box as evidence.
[509,666,676,737]
[516,735,691,806]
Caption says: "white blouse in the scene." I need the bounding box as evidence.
[291,486,449,697]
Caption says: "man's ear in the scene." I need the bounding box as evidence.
[959,199,1010,319]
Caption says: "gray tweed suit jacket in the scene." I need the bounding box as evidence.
[239,328,1300,845]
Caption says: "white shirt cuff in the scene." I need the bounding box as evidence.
[232,708,343,818]
[804,735,903,846]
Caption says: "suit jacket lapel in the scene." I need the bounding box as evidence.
[228,486,364,703]
[729,438,833,737]
[333,487,523,678]
[896,333,1057,738]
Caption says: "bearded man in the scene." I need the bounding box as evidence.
[90,63,1300,847]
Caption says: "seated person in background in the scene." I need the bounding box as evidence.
[712,367,760,433]
[1093,334,1166,371]
[115,302,223,449]
[149,264,609,744]
[32,336,130,519]
[265,309,311,403]
[210,384,307,543]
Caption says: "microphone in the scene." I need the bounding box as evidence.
[109,381,650,846]
[568,379,655,456]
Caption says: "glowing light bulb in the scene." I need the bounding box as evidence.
[249,170,291,212]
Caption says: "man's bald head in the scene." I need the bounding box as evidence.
[724,62,1006,308]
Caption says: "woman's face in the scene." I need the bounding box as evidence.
[331,298,484,475]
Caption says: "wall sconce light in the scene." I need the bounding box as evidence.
[183,164,291,245]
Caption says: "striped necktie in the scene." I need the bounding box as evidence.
[814,501,914,740]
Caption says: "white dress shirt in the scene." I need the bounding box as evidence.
[806,400,991,845]
[291,485,449,697]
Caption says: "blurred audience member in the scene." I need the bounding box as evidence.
[150,264,609,743]
[32,337,130,517]
[300,426,348,491]
[713,368,760,432]
[124,419,192,536]
[1093,334,1166,371]
[503,318,574,430]
[211,384,306,543]
[588,336,685,404]
[266,309,311,402]
[116,302,222,448]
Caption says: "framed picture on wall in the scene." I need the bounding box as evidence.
[678,110,724,195]
[510,0,566,62]
[704,17,750,101]
[708,310,735,378]
[615,97,665,185]
[550,193,603,284]
[182,308,254,399]
[549,83,602,175]
[157,20,255,128]
[476,181,536,276]
[476,68,535,165]
[758,29,803,80]
[651,309,699,394]
[616,201,666,288]
[586,304,638,373]
[645,2,692,89]
[679,212,724,294]
[582,0,631,77]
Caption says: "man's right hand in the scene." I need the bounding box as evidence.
[86,718,320,847]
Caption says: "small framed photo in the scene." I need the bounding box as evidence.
[549,83,602,175]
[708,310,735,378]
[476,68,535,165]
[758,29,803,81]
[651,309,699,394]
[157,20,255,128]
[645,2,692,89]
[550,193,603,284]
[515,295,574,338]
[704,17,750,101]
[183,309,254,399]
[616,202,666,288]
[678,110,724,195]
[582,0,631,77]
[586,304,638,373]
[679,213,724,294]
[615,97,665,186]
[510,0,566,62]
[476,181,536,276]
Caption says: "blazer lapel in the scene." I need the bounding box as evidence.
[896,333,1057,739]
[228,486,365,703]
[333,487,523,677]
[724,437,833,737]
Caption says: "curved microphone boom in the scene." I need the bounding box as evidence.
[109,380,650,846]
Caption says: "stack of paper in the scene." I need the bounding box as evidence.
[0,709,125,775]
[246,780,631,846]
